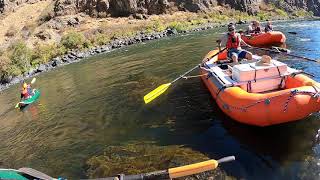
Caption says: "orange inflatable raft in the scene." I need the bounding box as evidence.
[200,49,320,126]
[241,31,286,46]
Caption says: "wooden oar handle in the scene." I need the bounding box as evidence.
[168,160,218,178]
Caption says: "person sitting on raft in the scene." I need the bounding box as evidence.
[21,82,33,100]
[252,20,262,34]
[216,23,253,63]
[264,20,273,32]
[246,22,253,34]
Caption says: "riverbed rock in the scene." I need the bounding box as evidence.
[28,68,36,76]
[166,28,178,35]
[37,64,47,72]
[67,17,80,27]
[35,30,52,40]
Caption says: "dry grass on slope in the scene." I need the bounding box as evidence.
[0,0,53,47]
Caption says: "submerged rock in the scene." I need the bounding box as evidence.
[297,156,320,180]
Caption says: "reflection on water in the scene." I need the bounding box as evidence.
[0,20,320,179]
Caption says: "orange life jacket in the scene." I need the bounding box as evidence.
[226,33,240,49]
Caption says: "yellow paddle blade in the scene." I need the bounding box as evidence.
[144,83,172,104]
[31,77,36,84]
[15,103,20,108]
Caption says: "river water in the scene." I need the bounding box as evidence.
[1,20,320,179]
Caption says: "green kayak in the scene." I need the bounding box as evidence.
[0,168,56,180]
[0,170,28,180]
[16,89,41,108]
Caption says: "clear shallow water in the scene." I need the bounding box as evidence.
[1,20,320,179]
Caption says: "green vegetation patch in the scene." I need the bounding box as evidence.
[61,31,86,50]
[85,142,227,179]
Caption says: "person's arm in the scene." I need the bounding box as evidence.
[239,34,251,47]
[216,39,222,51]
[216,34,227,51]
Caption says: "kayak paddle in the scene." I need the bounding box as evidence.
[143,48,226,104]
[15,77,37,108]
[30,77,36,84]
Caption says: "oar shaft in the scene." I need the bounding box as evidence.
[171,48,227,84]
[250,46,319,62]
[286,54,318,62]
[171,64,200,84]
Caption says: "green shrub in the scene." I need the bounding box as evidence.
[293,10,314,17]
[257,12,270,21]
[31,44,57,65]
[190,19,207,25]
[8,41,32,73]
[54,44,68,56]
[145,20,166,33]
[83,40,94,49]
[94,33,110,46]
[153,20,166,32]
[61,31,86,50]
[275,9,288,17]
[168,21,190,32]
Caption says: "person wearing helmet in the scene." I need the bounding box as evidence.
[20,82,33,100]
[217,23,253,63]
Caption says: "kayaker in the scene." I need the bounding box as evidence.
[21,82,29,100]
[264,20,273,32]
[216,23,253,63]
[20,82,33,100]
[252,21,262,34]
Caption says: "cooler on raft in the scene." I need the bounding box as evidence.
[232,60,288,93]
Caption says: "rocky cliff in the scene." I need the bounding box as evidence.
[0,0,41,13]
[267,0,320,16]
[52,0,261,17]
[1,0,319,17]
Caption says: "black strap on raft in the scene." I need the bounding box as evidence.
[216,86,225,96]
[247,81,252,92]
[217,85,234,97]
[279,76,285,89]
[274,63,281,77]
[249,64,257,82]
[273,62,283,89]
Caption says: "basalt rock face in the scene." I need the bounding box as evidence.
[53,0,263,17]
[266,0,320,16]
[53,0,171,17]
[218,0,261,15]
[1,0,320,17]
[0,0,40,13]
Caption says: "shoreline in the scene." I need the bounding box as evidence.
[0,17,318,92]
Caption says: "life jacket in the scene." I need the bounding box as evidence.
[226,33,240,49]
[21,88,29,98]
[253,26,261,34]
